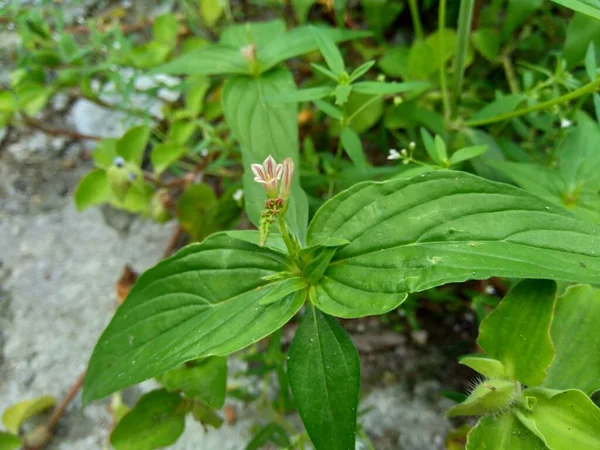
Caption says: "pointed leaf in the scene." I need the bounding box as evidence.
[551,0,600,21]
[311,63,340,81]
[92,138,118,166]
[200,0,224,26]
[459,355,508,379]
[544,284,600,395]
[117,125,151,167]
[258,277,308,306]
[340,127,366,167]
[151,142,187,174]
[334,84,352,105]
[153,45,249,76]
[75,169,111,211]
[585,42,597,81]
[449,146,488,165]
[349,61,375,82]
[265,86,333,103]
[421,128,439,164]
[288,306,360,450]
[314,99,343,120]
[351,81,428,95]
[222,69,309,240]
[110,390,185,450]
[306,171,600,318]
[83,233,305,403]
[309,26,345,74]
[467,415,545,450]
[2,396,55,434]
[477,280,556,386]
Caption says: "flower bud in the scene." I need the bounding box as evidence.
[240,44,257,62]
[279,157,294,200]
[446,379,517,418]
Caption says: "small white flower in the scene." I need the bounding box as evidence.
[485,285,496,295]
[560,118,573,129]
[233,189,244,202]
[200,149,208,157]
[387,149,401,160]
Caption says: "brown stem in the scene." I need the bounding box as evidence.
[23,116,100,141]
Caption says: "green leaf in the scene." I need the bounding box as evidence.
[421,128,439,164]
[502,0,544,39]
[340,127,367,167]
[585,42,597,80]
[434,135,448,164]
[459,355,508,379]
[176,184,217,241]
[472,28,500,61]
[191,400,223,428]
[551,0,600,21]
[117,125,150,167]
[2,396,55,434]
[487,162,565,201]
[466,415,545,450]
[314,99,343,120]
[449,146,488,165]
[222,69,309,241]
[161,357,227,408]
[186,75,210,116]
[544,284,600,395]
[0,432,21,450]
[110,390,185,450]
[515,388,600,450]
[408,40,437,79]
[310,26,345,74]
[92,138,118,166]
[265,86,333,103]
[82,233,306,403]
[154,45,249,76]
[75,169,111,211]
[153,13,178,47]
[288,306,360,450]
[477,280,556,386]
[362,0,405,39]
[345,92,384,133]
[564,13,600,67]
[220,20,286,49]
[291,0,315,23]
[168,120,196,145]
[378,45,411,79]
[471,94,525,121]
[306,171,600,318]
[446,379,516,418]
[311,63,340,82]
[334,84,352,105]
[246,422,292,450]
[0,91,15,112]
[151,142,187,174]
[349,60,375,82]
[258,277,308,306]
[351,81,428,95]
[200,0,224,26]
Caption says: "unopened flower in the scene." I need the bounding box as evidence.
[240,44,257,62]
[387,149,401,160]
[279,158,294,200]
[560,118,572,129]
[251,155,283,198]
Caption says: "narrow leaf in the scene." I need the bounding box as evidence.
[306,171,600,318]
[434,135,448,163]
[258,277,308,306]
[477,280,556,386]
[351,81,428,95]
[551,0,600,21]
[421,128,439,164]
[459,355,508,379]
[309,26,345,74]
[265,86,333,103]
[153,45,249,76]
[311,63,339,81]
[334,84,352,105]
[314,99,343,120]
[544,284,600,395]
[449,145,488,165]
[340,127,367,167]
[288,306,360,450]
[585,42,597,81]
[83,233,305,403]
[349,61,375,82]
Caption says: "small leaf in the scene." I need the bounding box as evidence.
[110,390,185,450]
[515,388,600,450]
[466,415,544,450]
[151,142,187,174]
[349,60,375,82]
[258,277,308,306]
[265,86,333,103]
[408,40,437,79]
[421,128,439,164]
[186,75,210,116]
[585,42,597,81]
[434,135,448,164]
[0,432,22,450]
[92,139,118,166]
[117,125,151,167]
[472,28,500,62]
[176,183,218,240]
[311,63,340,82]
[153,13,178,47]
[288,306,360,450]
[310,26,345,74]
[544,284,600,395]
[334,84,352,105]
[200,0,224,26]
[351,81,428,95]
[161,357,227,408]
[449,146,488,165]
[2,396,55,434]
[168,120,196,145]
[191,400,223,428]
[314,99,343,120]
[477,280,557,386]
[75,169,111,211]
[246,422,292,450]
[459,355,508,379]
[340,127,367,167]
[471,94,525,121]
[154,45,248,76]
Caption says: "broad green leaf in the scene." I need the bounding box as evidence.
[15,81,49,115]
[544,285,600,395]
[2,396,55,434]
[564,13,600,67]
[515,388,600,450]
[344,92,383,133]
[378,45,411,79]
[75,169,111,211]
[306,171,600,318]
[151,142,187,174]
[220,20,286,49]
[92,138,118,167]
[488,162,565,201]
[0,432,21,450]
[265,86,333,103]
[426,29,459,69]
[334,84,352,105]
[502,0,544,39]
[471,94,525,121]
[449,146,488,165]
[110,390,185,450]
[351,81,428,95]
[464,129,509,181]
[408,40,437,79]
[477,280,556,386]
[467,415,546,450]
[288,306,360,450]
[340,127,367,167]
[82,233,305,403]
[200,0,223,26]
[222,69,309,241]
[459,355,508,379]
[258,277,308,306]
[246,422,292,450]
[117,125,150,167]
[472,28,500,61]
[310,26,345,74]
[585,42,597,80]
[161,357,227,408]
[154,45,249,76]
[552,0,600,21]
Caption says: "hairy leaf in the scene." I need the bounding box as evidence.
[306,171,600,318]
[83,233,305,402]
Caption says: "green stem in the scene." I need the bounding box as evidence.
[347,94,383,124]
[328,136,344,198]
[438,0,451,121]
[466,76,600,127]
[408,0,424,40]
[451,0,475,119]
[502,53,521,94]
[278,215,301,267]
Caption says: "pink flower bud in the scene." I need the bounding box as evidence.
[279,157,294,200]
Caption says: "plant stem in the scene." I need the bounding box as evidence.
[466,76,600,127]
[22,116,100,141]
[451,0,475,119]
[408,0,424,40]
[502,53,521,94]
[346,94,383,124]
[277,215,300,267]
[328,136,344,198]
[438,0,451,121]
